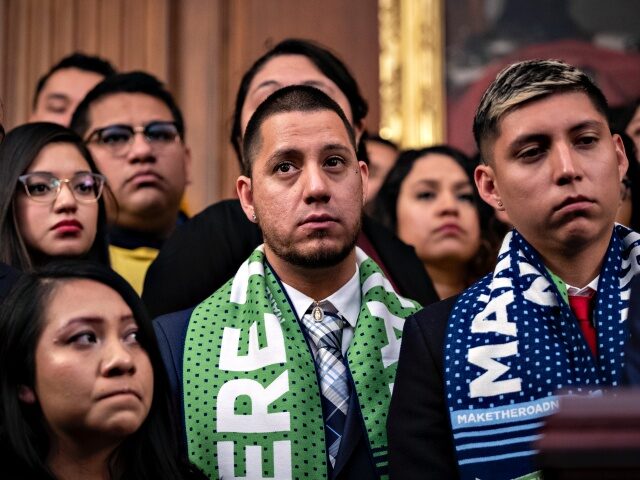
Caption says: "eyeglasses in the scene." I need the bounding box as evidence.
[17,172,106,204]
[85,121,181,157]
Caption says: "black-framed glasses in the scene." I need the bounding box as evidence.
[17,172,106,204]
[85,121,181,157]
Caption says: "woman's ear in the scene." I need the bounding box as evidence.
[18,385,36,404]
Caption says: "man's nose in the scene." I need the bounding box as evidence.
[126,132,155,163]
[303,165,331,203]
[552,142,582,185]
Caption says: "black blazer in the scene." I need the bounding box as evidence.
[0,262,21,302]
[154,309,378,480]
[142,199,438,317]
[387,296,459,480]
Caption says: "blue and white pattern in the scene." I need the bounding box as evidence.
[445,226,640,480]
[301,300,350,467]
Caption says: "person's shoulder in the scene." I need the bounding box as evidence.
[412,295,459,328]
[154,307,195,340]
[182,199,251,230]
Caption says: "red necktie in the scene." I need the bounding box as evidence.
[568,293,597,356]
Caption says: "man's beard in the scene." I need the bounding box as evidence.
[262,217,361,269]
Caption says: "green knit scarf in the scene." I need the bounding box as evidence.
[183,246,420,479]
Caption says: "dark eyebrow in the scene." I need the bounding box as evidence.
[508,133,549,154]
[56,316,103,334]
[508,119,606,153]
[321,144,353,156]
[56,314,136,333]
[414,179,438,188]
[267,148,304,167]
[44,93,70,102]
[568,120,605,134]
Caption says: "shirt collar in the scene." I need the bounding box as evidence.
[282,265,361,328]
[566,276,599,297]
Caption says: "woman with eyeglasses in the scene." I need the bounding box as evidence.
[0,122,110,270]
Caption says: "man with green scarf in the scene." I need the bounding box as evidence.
[154,85,419,479]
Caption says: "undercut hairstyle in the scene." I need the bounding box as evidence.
[0,122,110,270]
[70,71,185,140]
[231,38,368,164]
[32,52,116,110]
[0,261,206,479]
[473,59,609,163]
[242,85,356,177]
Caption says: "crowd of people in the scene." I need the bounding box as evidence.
[0,39,639,480]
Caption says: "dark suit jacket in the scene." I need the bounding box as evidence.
[0,262,21,302]
[142,199,438,318]
[154,309,378,480]
[623,274,640,384]
[387,296,459,480]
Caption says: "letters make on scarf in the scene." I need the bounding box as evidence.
[183,246,419,479]
[445,225,640,480]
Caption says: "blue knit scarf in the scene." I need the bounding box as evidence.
[445,225,640,480]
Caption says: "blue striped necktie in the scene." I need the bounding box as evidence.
[301,300,350,468]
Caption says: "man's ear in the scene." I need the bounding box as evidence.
[612,133,629,182]
[18,385,36,404]
[236,175,257,223]
[359,160,369,205]
[475,164,504,210]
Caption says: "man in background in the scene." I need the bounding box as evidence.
[364,133,398,207]
[30,52,116,127]
[70,71,191,293]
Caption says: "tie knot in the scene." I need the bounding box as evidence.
[302,301,344,352]
[568,294,593,324]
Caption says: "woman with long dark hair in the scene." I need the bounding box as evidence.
[0,122,110,270]
[0,260,205,479]
[374,145,497,299]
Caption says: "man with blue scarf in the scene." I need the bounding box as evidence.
[388,59,638,480]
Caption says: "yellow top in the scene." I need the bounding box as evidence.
[109,244,159,295]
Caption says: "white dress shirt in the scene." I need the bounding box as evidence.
[282,265,361,356]
[566,276,599,297]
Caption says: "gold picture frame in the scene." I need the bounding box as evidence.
[378,0,445,148]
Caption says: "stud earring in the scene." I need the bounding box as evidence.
[252,212,257,222]
[497,200,503,208]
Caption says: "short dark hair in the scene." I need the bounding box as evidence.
[0,260,204,478]
[0,122,110,270]
[242,85,356,177]
[70,71,185,140]
[231,38,368,164]
[32,52,116,110]
[473,59,609,163]
[365,133,399,151]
